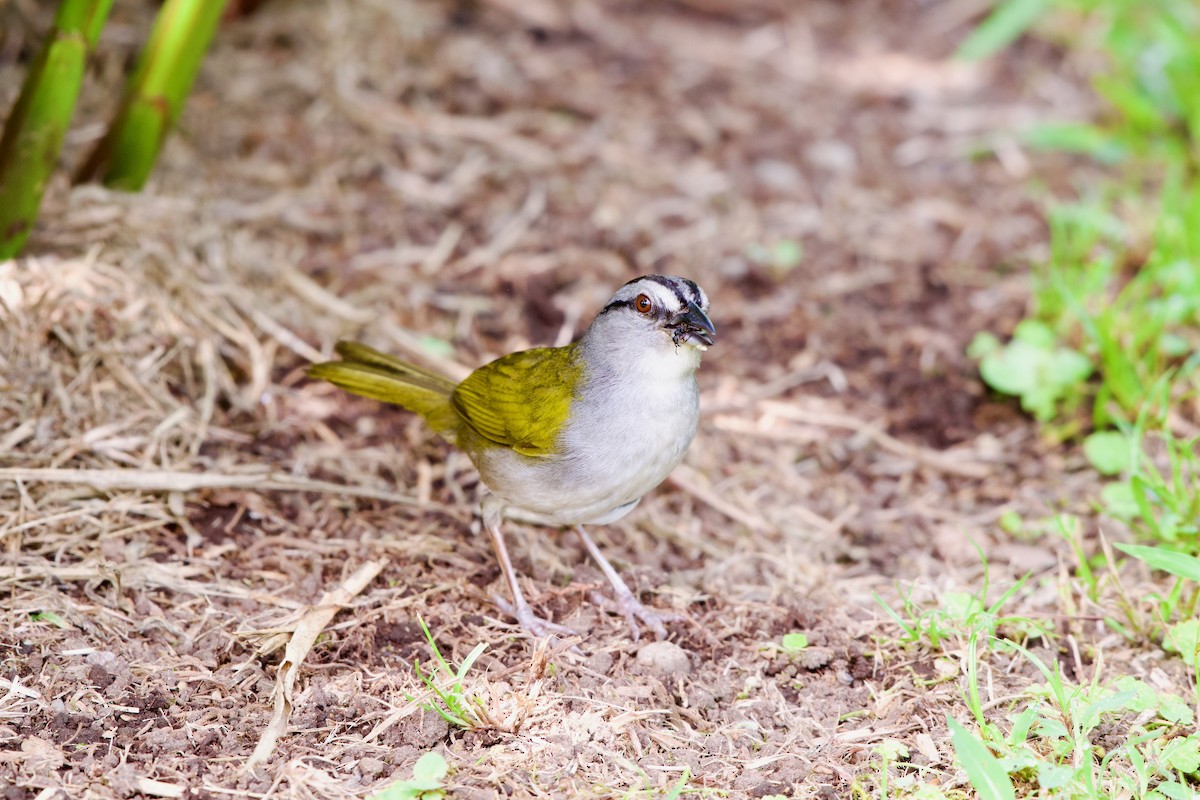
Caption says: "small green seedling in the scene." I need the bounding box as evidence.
[745,239,804,275]
[413,616,489,729]
[969,321,1092,425]
[1083,429,1134,476]
[759,631,810,659]
[780,632,809,653]
[871,738,910,798]
[370,752,448,800]
[1114,541,1200,657]
[1163,620,1200,669]
[1116,426,1200,548]
[29,610,70,629]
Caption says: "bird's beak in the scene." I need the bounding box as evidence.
[669,301,716,349]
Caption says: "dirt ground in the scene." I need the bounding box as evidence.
[0,0,1163,797]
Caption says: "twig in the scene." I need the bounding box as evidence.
[1,560,304,608]
[0,467,436,508]
[0,675,41,700]
[133,778,185,799]
[283,264,374,324]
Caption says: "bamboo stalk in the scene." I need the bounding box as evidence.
[77,0,230,190]
[0,0,114,258]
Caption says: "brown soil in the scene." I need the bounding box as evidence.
[0,1,1168,798]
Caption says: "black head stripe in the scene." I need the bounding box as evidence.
[600,298,634,315]
[641,275,689,309]
[679,278,703,307]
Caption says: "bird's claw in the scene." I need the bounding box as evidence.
[589,589,682,642]
[492,594,580,641]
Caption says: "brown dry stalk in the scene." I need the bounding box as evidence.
[246,559,386,770]
[0,467,432,507]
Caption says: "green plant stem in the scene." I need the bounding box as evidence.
[0,0,114,258]
[77,0,230,190]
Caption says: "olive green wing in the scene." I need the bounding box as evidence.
[307,341,460,437]
[451,345,582,457]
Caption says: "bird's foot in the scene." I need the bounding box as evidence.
[492,594,579,640]
[590,588,682,642]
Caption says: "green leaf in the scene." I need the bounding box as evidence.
[663,769,692,800]
[1100,482,1139,520]
[1047,348,1093,385]
[29,610,70,628]
[370,753,448,800]
[1110,676,1157,714]
[770,240,804,270]
[1163,737,1200,773]
[1161,332,1191,357]
[1006,704,1041,746]
[968,331,1001,359]
[781,632,808,652]
[1036,762,1074,789]
[1114,543,1200,582]
[1164,620,1200,665]
[1012,319,1055,347]
[371,782,420,800]
[1157,692,1195,725]
[1024,122,1126,163]
[1079,688,1137,733]
[998,510,1023,535]
[410,752,448,789]
[956,0,1049,61]
[947,717,1016,800]
[1154,780,1195,799]
[977,326,1091,423]
[980,340,1042,396]
[1019,384,1058,421]
[419,336,457,359]
[943,592,984,622]
[998,748,1041,775]
[875,738,909,761]
[1083,430,1132,475]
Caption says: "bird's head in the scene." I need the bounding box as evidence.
[583,275,715,374]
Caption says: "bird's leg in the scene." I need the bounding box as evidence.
[481,495,577,639]
[575,525,680,642]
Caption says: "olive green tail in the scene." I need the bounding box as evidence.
[307,341,461,439]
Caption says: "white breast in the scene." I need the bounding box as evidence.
[474,344,701,525]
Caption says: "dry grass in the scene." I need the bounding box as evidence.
[1,0,1190,798]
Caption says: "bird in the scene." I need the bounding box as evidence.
[307,275,714,641]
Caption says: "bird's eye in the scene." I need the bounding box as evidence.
[634,294,653,314]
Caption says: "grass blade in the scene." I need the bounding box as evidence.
[947,716,1016,800]
[957,0,1048,61]
[1114,542,1200,582]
